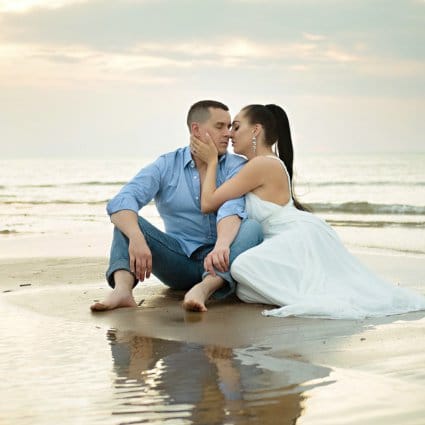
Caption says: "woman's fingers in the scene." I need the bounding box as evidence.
[204,255,216,276]
[191,137,203,149]
[223,250,230,270]
[205,132,214,145]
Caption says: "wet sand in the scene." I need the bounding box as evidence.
[1,253,425,424]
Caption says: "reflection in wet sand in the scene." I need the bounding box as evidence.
[107,330,331,424]
[3,285,424,425]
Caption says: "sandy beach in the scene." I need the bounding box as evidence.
[1,232,425,424]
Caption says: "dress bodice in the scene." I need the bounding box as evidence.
[245,192,298,238]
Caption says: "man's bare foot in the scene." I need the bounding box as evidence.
[91,270,137,312]
[183,275,226,312]
[90,289,137,312]
[183,283,210,312]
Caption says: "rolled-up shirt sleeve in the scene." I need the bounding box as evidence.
[106,156,165,216]
[217,198,247,222]
[216,157,247,223]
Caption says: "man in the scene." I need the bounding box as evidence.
[91,100,263,312]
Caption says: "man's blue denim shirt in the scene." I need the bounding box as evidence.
[107,146,247,256]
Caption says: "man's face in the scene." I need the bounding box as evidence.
[196,108,231,156]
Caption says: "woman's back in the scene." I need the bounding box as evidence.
[249,155,291,207]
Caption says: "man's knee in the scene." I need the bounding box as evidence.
[112,225,129,245]
[136,216,156,235]
[238,219,263,245]
[229,219,263,262]
[112,216,159,246]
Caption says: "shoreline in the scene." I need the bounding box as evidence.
[1,248,423,289]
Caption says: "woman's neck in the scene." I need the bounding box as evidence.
[246,146,275,161]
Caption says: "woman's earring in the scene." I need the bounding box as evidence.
[252,136,257,153]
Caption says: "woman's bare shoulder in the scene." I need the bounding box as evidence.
[246,155,283,170]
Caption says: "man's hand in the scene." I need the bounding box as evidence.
[129,235,152,281]
[205,215,241,276]
[110,210,152,282]
[204,244,230,276]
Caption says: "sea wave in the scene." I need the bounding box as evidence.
[1,180,424,190]
[0,181,127,189]
[1,199,424,215]
[357,245,425,256]
[75,181,128,186]
[298,181,425,187]
[310,202,425,215]
[328,219,425,228]
[0,200,108,205]
[0,229,18,234]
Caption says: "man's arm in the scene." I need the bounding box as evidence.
[110,210,152,281]
[215,156,248,223]
[107,156,165,281]
[204,215,241,275]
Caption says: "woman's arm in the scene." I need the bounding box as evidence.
[191,134,264,213]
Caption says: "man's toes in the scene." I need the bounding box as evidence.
[194,301,207,312]
[183,299,207,312]
[90,302,108,312]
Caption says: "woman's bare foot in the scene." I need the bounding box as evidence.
[183,283,209,312]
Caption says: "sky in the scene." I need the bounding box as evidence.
[0,0,424,158]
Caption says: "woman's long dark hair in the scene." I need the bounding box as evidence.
[242,104,309,211]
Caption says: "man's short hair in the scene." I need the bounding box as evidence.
[186,100,229,130]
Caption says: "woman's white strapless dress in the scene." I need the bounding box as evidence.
[230,156,425,319]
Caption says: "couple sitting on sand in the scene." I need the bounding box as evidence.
[91,100,425,319]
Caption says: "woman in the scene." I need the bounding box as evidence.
[184,104,425,319]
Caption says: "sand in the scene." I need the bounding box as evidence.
[1,246,425,424]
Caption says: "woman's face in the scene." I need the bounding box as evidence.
[230,111,256,156]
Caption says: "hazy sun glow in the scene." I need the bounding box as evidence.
[0,0,84,12]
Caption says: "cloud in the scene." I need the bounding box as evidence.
[0,32,423,97]
[0,37,357,87]
[0,1,423,99]
[0,42,180,87]
[0,0,423,61]
[0,0,423,158]
[303,33,327,42]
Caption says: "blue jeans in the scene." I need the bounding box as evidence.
[106,216,263,299]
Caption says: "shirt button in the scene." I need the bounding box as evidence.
[196,196,199,200]
[193,176,197,179]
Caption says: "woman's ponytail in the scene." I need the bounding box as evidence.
[265,104,309,212]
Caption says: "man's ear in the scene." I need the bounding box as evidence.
[191,123,201,137]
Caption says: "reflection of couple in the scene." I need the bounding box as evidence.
[108,331,305,424]
[91,100,425,319]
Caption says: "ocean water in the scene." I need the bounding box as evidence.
[0,153,424,256]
